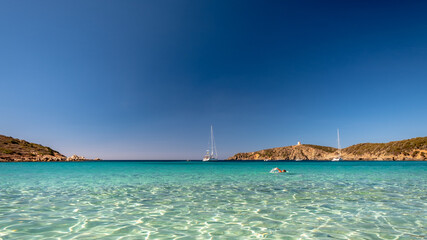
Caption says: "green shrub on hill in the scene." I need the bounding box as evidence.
[304,144,336,153]
[1,148,15,154]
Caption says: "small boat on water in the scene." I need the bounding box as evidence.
[332,128,342,161]
[203,125,218,161]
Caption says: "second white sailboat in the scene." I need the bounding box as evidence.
[332,128,342,161]
[203,125,218,161]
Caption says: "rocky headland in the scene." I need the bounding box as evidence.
[228,137,427,161]
[0,134,99,162]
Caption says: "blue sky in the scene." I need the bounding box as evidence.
[1,0,426,159]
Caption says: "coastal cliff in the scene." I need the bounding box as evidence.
[0,135,96,162]
[228,137,427,161]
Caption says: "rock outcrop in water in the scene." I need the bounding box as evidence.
[0,134,98,162]
[228,137,427,161]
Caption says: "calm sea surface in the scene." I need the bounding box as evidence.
[0,161,425,239]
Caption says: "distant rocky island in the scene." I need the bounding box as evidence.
[0,134,100,162]
[228,137,427,161]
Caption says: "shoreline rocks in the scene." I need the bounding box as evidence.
[66,154,86,161]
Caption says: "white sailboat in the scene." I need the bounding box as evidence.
[332,128,342,161]
[203,125,218,161]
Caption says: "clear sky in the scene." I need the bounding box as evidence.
[1,0,426,160]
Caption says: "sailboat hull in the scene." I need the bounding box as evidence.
[203,158,217,162]
[203,154,216,161]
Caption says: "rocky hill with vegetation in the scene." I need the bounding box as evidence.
[228,137,427,161]
[0,134,94,162]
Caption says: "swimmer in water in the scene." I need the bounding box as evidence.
[273,167,286,173]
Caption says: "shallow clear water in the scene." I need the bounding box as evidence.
[0,161,425,239]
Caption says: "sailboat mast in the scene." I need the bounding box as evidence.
[212,126,217,159]
[337,128,341,157]
[210,125,214,158]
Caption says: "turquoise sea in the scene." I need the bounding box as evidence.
[0,161,425,239]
